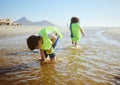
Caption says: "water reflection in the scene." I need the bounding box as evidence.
[0,60,40,75]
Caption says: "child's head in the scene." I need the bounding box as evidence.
[71,17,79,23]
[27,35,42,50]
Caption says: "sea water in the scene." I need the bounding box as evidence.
[0,28,120,85]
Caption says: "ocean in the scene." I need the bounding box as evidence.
[0,26,120,85]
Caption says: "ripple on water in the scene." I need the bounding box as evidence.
[0,29,120,85]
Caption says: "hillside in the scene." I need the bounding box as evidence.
[14,17,55,26]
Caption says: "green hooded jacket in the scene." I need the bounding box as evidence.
[71,23,81,42]
[38,26,62,51]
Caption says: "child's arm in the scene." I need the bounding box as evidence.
[80,28,85,37]
[51,33,57,44]
[46,33,57,54]
[39,49,46,62]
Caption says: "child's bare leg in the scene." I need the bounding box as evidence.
[75,42,77,47]
[72,41,74,45]
[50,53,56,62]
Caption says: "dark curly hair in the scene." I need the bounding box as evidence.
[27,35,42,50]
[71,17,79,23]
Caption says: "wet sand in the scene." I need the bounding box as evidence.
[102,28,120,42]
[0,26,120,85]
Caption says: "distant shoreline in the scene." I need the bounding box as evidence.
[0,25,120,30]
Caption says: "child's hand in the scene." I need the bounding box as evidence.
[46,47,53,54]
[46,49,52,53]
[40,58,46,62]
[83,34,85,37]
[40,58,48,66]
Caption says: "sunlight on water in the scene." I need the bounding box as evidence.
[0,28,120,85]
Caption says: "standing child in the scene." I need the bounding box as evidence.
[27,26,62,63]
[70,17,85,47]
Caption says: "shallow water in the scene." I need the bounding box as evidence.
[0,28,120,85]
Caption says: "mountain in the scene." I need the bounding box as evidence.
[34,20,55,26]
[14,17,33,25]
[14,17,55,26]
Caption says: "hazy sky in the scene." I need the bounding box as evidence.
[0,0,120,27]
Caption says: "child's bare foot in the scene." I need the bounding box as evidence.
[40,60,48,66]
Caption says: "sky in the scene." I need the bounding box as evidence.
[0,0,120,27]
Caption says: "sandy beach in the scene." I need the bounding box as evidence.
[0,26,41,38]
[0,26,120,85]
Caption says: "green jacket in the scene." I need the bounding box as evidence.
[71,23,81,42]
[38,26,62,51]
